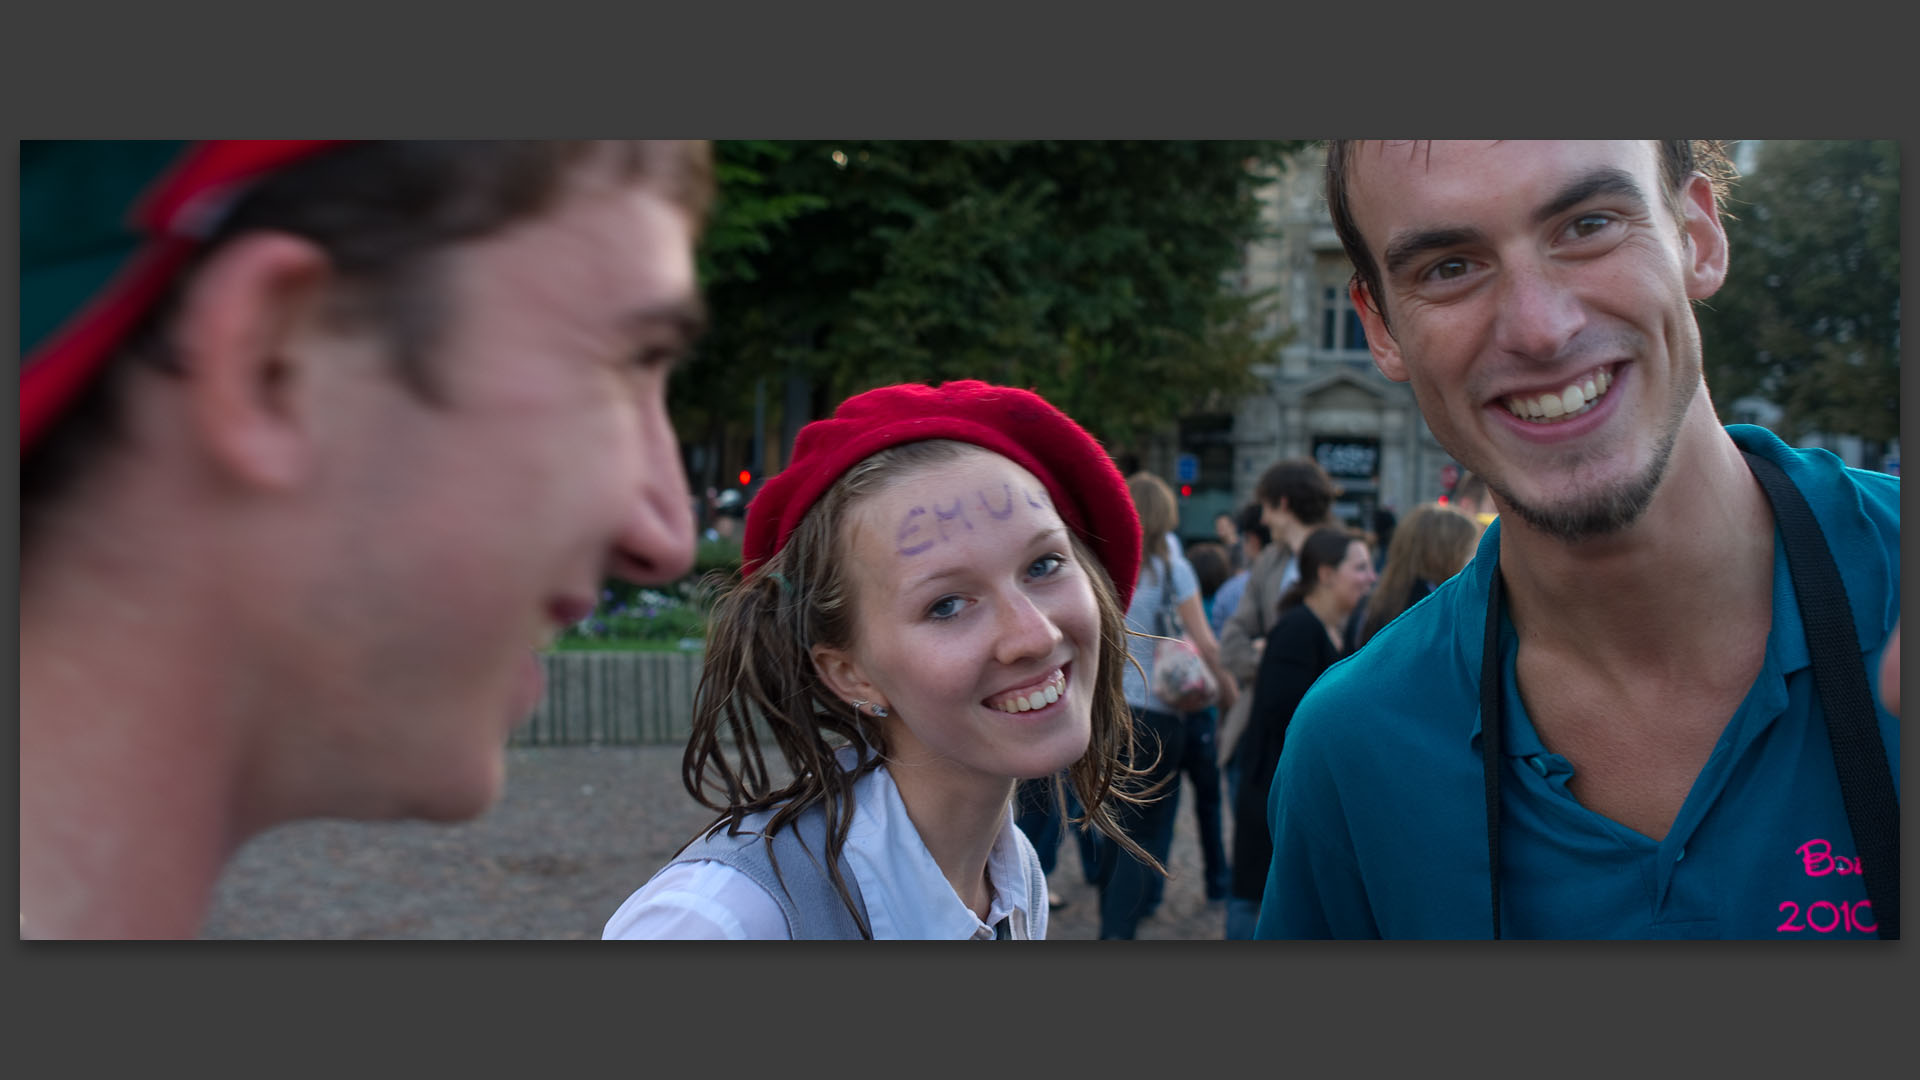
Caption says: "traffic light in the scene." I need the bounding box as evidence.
[738,470,752,487]
[1179,484,1192,498]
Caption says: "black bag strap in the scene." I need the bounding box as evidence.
[1480,451,1898,939]
[1480,566,1506,939]
[1740,450,1899,940]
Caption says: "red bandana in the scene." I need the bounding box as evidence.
[21,140,348,450]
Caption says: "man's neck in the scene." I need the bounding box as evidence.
[1497,414,1774,675]
[20,658,239,939]
[1279,518,1320,554]
[20,548,247,939]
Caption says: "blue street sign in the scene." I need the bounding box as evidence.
[1176,453,1199,484]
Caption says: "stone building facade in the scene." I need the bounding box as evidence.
[1166,145,1461,541]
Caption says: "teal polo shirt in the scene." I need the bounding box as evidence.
[1254,425,1900,939]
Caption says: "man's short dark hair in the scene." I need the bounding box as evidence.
[24,141,714,543]
[1324,140,1739,333]
[1254,458,1338,527]
[1233,502,1271,547]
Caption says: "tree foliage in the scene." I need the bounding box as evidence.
[675,140,1307,476]
[1699,140,1900,443]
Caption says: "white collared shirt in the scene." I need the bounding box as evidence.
[603,762,1046,940]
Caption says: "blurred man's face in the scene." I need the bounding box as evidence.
[286,175,701,820]
[1346,141,1727,542]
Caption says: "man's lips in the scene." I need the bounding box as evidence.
[1492,364,1618,423]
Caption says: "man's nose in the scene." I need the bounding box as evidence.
[1491,258,1586,364]
[608,405,696,586]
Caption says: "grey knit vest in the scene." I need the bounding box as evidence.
[661,801,871,939]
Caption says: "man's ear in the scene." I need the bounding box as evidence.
[1679,173,1729,301]
[1352,280,1408,383]
[810,643,887,715]
[168,231,333,489]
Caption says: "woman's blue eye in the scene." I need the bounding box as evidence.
[928,596,963,621]
[1028,553,1066,579]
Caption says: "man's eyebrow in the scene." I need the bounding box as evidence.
[1383,226,1484,277]
[1379,167,1652,279]
[620,295,709,345]
[1534,166,1647,224]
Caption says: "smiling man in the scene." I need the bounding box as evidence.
[1254,141,1899,939]
[21,141,714,939]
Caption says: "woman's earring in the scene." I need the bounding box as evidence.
[851,699,888,718]
[872,704,889,718]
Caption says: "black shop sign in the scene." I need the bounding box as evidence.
[1313,437,1379,481]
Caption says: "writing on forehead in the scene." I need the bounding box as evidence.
[896,484,1053,556]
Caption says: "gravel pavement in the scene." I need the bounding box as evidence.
[203,744,1234,940]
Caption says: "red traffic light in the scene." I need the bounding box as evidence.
[738,470,752,487]
[1179,485,1192,498]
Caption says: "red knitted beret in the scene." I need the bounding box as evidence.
[742,380,1143,607]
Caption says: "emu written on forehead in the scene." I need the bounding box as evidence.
[896,484,1054,557]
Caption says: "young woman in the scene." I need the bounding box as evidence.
[1225,526,1375,939]
[603,380,1158,939]
[1353,502,1479,649]
[1096,472,1237,939]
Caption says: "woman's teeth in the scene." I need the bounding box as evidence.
[989,670,1066,714]
[1503,368,1613,423]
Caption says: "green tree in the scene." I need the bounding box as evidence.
[672,141,827,493]
[678,140,1306,473]
[1699,140,1900,445]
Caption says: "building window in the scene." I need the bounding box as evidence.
[1321,286,1369,353]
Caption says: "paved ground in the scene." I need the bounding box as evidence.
[203,744,1234,940]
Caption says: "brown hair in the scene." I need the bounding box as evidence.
[684,440,1160,935]
[1184,541,1232,600]
[1254,458,1339,531]
[1325,139,1739,332]
[23,140,714,546]
[1127,471,1179,571]
[1357,503,1479,646]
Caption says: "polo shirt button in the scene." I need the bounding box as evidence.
[1526,755,1550,777]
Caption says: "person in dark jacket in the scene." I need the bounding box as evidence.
[1226,527,1375,938]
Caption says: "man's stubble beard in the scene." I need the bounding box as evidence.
[1492,360,1703,544]
[1420,355,1701,545]
[1495,429,1677,543]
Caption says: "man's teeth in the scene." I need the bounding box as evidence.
[990,671,1067,714]
[1503,369,1612,422]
